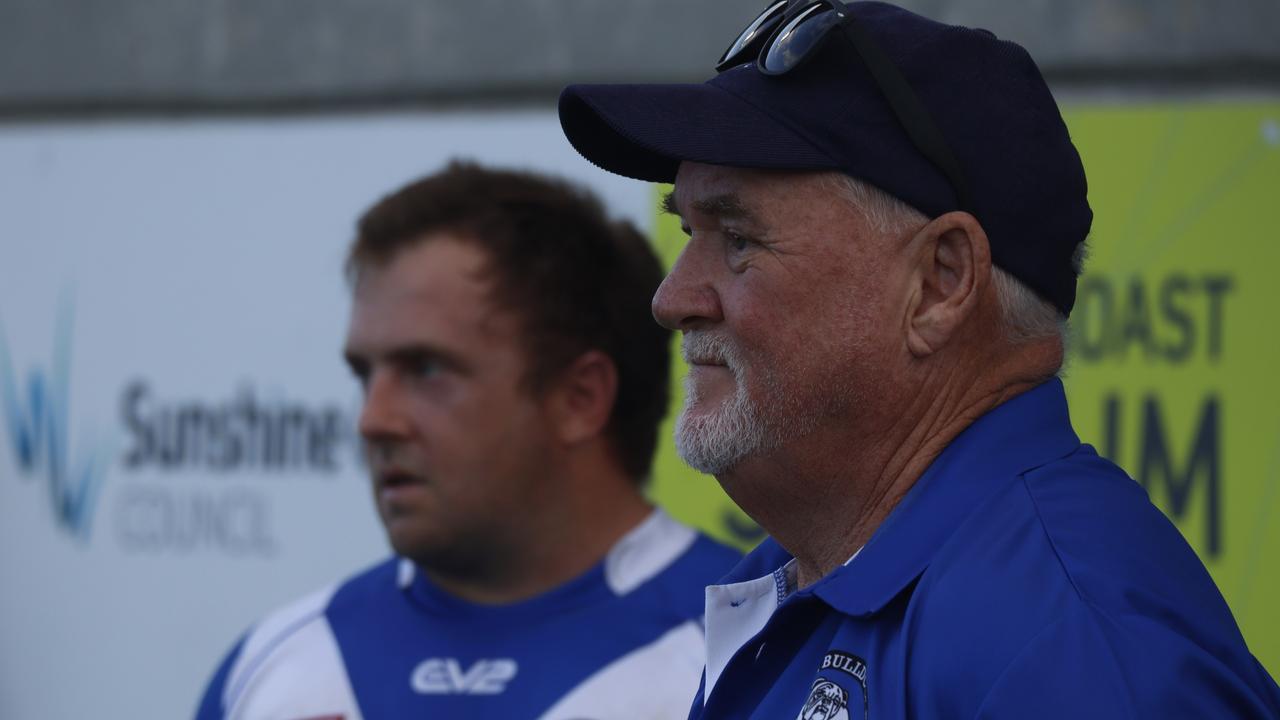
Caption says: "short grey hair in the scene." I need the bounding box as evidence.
[822,173,1071,345]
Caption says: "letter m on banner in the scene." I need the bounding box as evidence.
[0,303,108,541]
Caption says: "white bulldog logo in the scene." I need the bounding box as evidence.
[797,678,850,720]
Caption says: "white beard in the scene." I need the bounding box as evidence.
[674,332,815,475]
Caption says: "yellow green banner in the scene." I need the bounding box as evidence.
[646,101,1280,674]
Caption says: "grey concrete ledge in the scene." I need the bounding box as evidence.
[2,0,1278,117]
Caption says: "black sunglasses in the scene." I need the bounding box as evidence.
[716,0,972,211]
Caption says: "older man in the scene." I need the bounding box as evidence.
[560,1,1280,718]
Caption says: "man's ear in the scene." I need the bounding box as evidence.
[904,211,992,357]
[545,350,619,446]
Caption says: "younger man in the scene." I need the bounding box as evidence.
[196,162,739,719]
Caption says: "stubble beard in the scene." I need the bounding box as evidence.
[674,332,821,476]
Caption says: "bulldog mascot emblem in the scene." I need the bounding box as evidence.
[797,678,850,720]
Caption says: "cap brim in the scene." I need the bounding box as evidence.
[559,82,839,184]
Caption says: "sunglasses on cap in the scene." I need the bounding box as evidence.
[716,0,973,212]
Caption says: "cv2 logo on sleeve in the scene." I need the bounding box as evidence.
[797,650,869,720]
[411,658,518,695]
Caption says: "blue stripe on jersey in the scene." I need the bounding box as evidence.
[194,634,245,720]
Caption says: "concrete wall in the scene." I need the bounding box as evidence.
[3,0,1278,116]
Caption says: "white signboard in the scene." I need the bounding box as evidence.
[0,110,651,720]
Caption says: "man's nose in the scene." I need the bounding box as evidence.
[357,370,411,441]
[652,238,723,331]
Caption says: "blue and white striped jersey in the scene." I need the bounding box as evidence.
[196,509,740,720]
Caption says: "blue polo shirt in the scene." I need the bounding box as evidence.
[692,379,1280,719]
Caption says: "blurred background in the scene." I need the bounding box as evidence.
[1,1,1277,717]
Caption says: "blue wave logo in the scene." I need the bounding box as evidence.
[0,303,110,541]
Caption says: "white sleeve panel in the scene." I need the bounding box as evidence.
[537,620,706,720]
[222,585,363,720]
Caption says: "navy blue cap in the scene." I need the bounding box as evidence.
[559,1,1092,316]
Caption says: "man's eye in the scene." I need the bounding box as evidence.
[726,231,751,252]
[407,356,441,378]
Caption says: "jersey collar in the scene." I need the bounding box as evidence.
[400,508,691,620]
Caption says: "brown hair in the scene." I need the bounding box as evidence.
[347,161,671,482]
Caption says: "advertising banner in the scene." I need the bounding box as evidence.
[1064,103,1280,674]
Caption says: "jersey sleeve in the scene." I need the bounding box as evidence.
[194,634,246,720]
[192,584,360,720]
[536,619,708,719]
[974,611,1280,719]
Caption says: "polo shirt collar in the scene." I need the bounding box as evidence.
[717,378,1081,617]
